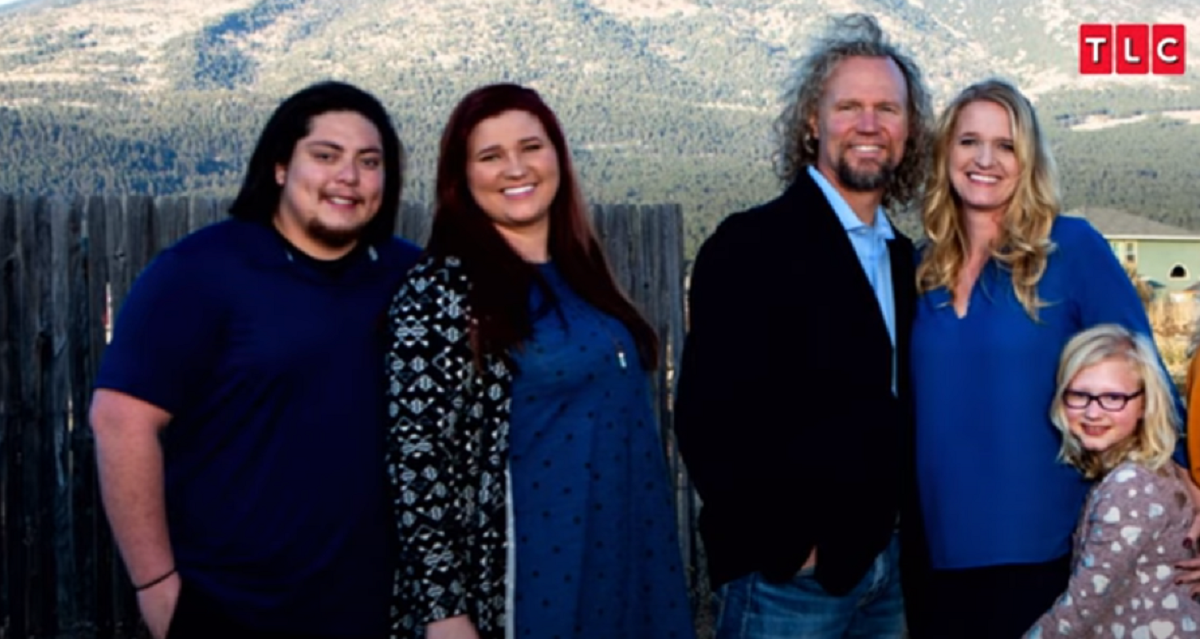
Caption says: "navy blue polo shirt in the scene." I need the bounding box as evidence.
[96,218,420,637]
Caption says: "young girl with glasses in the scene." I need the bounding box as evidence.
[1025,323,1198,638]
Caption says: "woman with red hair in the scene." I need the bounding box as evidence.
[383,83,695,639]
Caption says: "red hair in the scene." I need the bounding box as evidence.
[427,83,658,369]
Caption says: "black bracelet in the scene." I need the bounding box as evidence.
[134,567,177,592]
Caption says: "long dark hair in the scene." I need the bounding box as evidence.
[428,82,658,370]
[228,80,404,246]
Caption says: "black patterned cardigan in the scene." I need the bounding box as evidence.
[384,254,512,639]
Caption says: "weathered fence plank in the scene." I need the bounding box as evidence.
[0,193,17,638]
[153,197,191,252]
[67,196,101,639]
[187,195,223,231]
[83,196,117,639]
[103,197,131,332]
[44,198,75,634]
[398,201,431,246]
[17,196,53,635]
[594,204,634,299]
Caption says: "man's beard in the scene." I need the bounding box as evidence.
[306,218,367,249]
[836,156,898,193]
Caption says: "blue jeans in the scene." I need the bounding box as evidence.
[713,533,905,639]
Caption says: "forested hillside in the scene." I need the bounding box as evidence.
[2,0,1199,253]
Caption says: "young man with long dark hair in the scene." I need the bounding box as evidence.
[90,80,420,639]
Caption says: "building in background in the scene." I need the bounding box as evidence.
[1067,207,1200,297]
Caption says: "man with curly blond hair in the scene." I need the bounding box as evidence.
[674,12,933,638]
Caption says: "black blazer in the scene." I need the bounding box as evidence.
[674,170,918,596]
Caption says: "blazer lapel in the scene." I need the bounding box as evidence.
[786,173,895,355]
[783,174,878,299]
[887,231,917,396]
[771,171,909,396]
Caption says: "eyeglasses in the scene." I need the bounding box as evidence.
[1062,389,1145,411]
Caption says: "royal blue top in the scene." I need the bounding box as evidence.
[507,263,696,639]
[912,215,1185,570]
[95,218,420,637]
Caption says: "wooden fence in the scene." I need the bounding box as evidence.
[0,195,703,639]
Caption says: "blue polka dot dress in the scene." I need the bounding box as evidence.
[507,263,696,639]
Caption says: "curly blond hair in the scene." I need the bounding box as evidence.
[773,13,934,212]
[915,79,1061,320]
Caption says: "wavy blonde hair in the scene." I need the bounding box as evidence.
[915,79,1060,320]
[1051,324,1179,480]
[773,13,934,211]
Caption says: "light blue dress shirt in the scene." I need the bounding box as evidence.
[807,166,897,394]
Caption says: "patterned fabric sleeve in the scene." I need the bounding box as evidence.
[385,256,479,630]
[1025,465,1161,638]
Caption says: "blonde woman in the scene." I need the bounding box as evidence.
[909,79,1190,638]
[1025,324,1196,638]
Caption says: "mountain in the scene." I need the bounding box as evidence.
[2,0,1199,252]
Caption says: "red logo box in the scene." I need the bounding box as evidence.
[1080,24,1112,74]
[1116,24,1150,74]
[1079,24,1187,75]
[1154,24,1186,74]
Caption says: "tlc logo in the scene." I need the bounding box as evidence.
[1079,24,1186,75]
